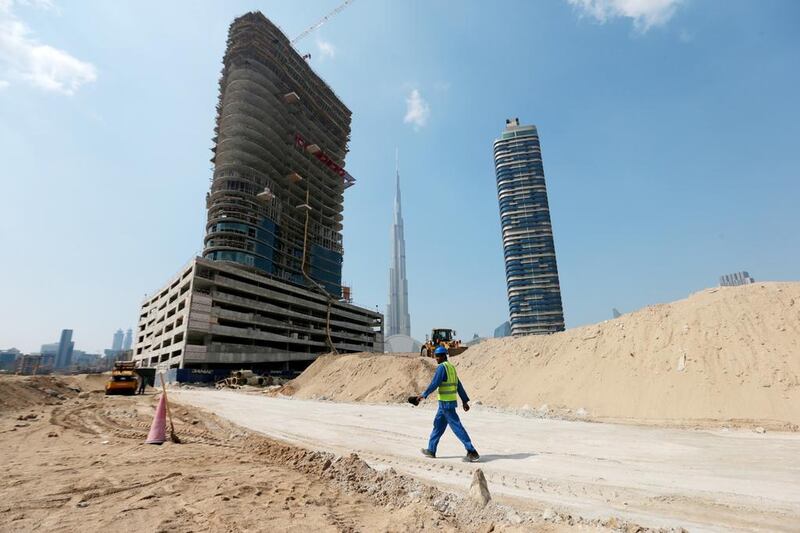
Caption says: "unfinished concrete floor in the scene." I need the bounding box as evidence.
[173,390,800,532]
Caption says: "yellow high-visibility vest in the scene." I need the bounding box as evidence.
[438,361,458,402]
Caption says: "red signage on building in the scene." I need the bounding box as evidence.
[295,133,356,188]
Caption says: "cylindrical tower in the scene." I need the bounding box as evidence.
[493,118,565,336]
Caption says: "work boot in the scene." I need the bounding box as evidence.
[463,450,480,463]
[420,448,436,458]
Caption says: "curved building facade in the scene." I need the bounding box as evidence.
[493,118,565,336]
[203,12,353,298]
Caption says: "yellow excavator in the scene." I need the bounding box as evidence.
[419,328,468,358]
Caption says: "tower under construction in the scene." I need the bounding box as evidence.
[204,12,354,297]
[132,12,382,374]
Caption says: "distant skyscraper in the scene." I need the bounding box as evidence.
[386,156,411,337]
[493,118,565,336]
[112,329,124,352]
[720,271,755,287]
[493,321,511,338]
[55,329,74,369]
[40,343,60,356]
[123,328,133,351]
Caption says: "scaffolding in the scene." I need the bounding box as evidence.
[204,12,353,299]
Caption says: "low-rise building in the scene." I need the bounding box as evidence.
[0,348,21,372]
[720,271,755,287]
[72,351,103,371]
[384,334,422,354]
[132,257,383,372]
[15,354,43,375]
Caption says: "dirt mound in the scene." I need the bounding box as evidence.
[0,375,81,413]
[457,282,800,428]
[284,282,800,428]
[64,373,109,392]
[282,353,436,402]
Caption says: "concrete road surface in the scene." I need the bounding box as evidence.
[173,390,800,532]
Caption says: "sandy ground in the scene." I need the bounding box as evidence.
[458,283,800,427]
[1,375,639,533]
[282,353,435,403]
[4,284,796,531]
[282,283,800,429]
[174,389,800,533]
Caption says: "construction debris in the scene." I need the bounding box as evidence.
[216,369,285,389]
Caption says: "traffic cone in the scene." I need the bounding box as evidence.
[145,393,167,445]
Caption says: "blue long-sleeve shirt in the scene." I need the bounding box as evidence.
[421,363,470,403]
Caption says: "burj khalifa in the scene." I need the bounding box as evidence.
[386,159,411,338]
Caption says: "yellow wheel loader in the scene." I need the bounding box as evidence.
[419,328,468,358]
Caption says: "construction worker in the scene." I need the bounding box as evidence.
[417,346,480,462]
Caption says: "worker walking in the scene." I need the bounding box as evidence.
[417,346,480,462]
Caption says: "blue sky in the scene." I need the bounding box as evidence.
[1,0,798,353]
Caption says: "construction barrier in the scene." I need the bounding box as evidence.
[159,368,230,384]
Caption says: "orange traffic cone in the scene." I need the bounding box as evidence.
[145,393,167,445]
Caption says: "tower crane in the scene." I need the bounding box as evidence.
[291,0,355,45]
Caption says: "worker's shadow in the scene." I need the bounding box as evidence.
[438,452,537,462]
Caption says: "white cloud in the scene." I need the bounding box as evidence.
[0,79,9,89]
[567,0,683,32]
[16,0,56,11]
[0,0,97,95]
[316,39,335,60]
[403,88,430,130]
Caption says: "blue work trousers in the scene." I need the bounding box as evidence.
[427,401,476,453]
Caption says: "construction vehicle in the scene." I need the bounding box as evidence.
[420,328,468,358]
[105,361,139,395]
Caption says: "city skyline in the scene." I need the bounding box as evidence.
[1,1,799,352]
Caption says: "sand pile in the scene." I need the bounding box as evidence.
[0,376,80,412]
[457,282,799,427]
[281,353,436,402]
[64,373,109,392]
[285,282,800,428]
